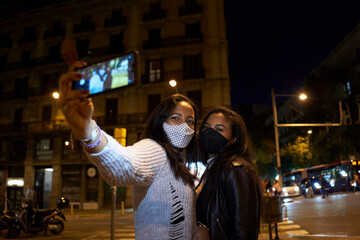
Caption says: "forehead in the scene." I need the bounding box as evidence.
[171,101,194,115]
[206,112,230,125]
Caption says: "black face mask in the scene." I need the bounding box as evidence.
[198,127,229,155]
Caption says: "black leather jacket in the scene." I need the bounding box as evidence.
[196,159,261,239]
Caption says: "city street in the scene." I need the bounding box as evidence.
[1,192,359,239]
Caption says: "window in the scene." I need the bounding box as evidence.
[37,139,51,151]
[42,105,52,121]
[0,55,7,71]
[77,39,89,59]
[74,15,94,33]
[150,2,161,12]
[48,44,60,62]
[149,28,161,43]
[187,90,202,108]
[105,98,118,125]
[13,108,23,131]
[185,22,201,38]
[148,94,161,115]
[148,59,162,82]
[183,54,204,79]
[21,50,31,67]
[14,78,28,98]
[110,33,124,53]
[19,26,36,44]
[0,32,11,48]
[105,9,126,27]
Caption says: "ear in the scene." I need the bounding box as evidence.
[230,137,237,144]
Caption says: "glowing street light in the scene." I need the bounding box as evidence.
[299,93,307,100]
[169,79,178,93]
[271,88,340,188]
[169,79,177,87]
[307,129,312,134]
[52,91,59,99]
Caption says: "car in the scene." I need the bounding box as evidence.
[281,181,300,198]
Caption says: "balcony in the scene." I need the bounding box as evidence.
[74,22,95,34]
[18,34,37,45]
[44,28,65,39]
[143,35,203,50]
[104,17,127,28]
[179,4,203,16]
[142,10,166,22]
[0,39,12,49]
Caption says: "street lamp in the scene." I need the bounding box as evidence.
[271,88,340,188]
[52,91,59,99]
[271,89,307,188]
[169,79,178,93]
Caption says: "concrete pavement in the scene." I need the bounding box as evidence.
[62,208,359,240]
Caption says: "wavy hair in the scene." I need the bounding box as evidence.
[141,94,198,186]
[199,107,261,200]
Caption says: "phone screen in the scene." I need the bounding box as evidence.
[72,52,136,96]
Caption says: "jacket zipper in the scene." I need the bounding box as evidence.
[216,218,227,240]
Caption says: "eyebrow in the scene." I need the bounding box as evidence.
[171,112,194,119]
[205,122,227,128]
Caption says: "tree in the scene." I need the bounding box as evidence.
[281,135,315,169]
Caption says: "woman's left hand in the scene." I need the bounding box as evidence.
[192,227,210,240]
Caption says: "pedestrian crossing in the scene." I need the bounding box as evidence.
[259,218,309,239]
[81,226,135,240]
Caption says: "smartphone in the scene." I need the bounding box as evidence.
[72,52,136,96]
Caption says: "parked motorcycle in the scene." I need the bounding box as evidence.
[0,211,19,238]
[10,196,69,238]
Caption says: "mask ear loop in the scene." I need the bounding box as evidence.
[230,137,237,144]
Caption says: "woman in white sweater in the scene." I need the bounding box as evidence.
[58,61,198,239]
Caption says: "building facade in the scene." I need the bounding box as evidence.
[0,0,230,210]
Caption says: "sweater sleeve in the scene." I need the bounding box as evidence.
[85,131,167,187]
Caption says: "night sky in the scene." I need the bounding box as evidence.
[2,1,360,107]
[225,1,360,106]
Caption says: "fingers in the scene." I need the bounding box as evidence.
[68,61,87,73]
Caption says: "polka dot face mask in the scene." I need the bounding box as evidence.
[163,122,195,149]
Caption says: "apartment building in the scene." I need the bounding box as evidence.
[0,0,230,209]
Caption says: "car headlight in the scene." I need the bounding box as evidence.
[314,182,321,189]
[295,186,299,192]
[282,188,287,192]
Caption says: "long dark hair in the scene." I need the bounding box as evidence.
[141,94,198,186]
[199,107,260,200]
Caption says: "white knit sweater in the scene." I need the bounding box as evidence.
[86,131,196,240]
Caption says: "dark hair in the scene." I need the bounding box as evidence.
[199,106,261,201]
[199,106,253,164]
[141,94,198,186]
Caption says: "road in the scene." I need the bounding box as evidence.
[1,191,359,239]
[283,191,360,239]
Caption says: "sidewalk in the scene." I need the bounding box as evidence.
[63,207,134,218]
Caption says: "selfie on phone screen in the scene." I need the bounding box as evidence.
[73,52,136,96]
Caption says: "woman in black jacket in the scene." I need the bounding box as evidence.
[193,107,261,240]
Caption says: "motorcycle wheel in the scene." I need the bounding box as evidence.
[7,224,21,239]
[47,217,64,235]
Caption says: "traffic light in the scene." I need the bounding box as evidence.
[114,128,127,146]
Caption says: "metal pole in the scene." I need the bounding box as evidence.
[111,186,117,240]
[271,88,283,189]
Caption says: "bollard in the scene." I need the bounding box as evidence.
[70,203,74,216]
[121,201,125,215]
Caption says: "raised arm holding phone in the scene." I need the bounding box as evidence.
[58,61,199,239]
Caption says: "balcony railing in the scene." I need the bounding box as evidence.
[44,28,65,39]
[104,17,127,28]
[142,10,166,21]
[179,4,203,16]
[18,35,37,45]
[143,35,203,50]
[73,23,95,34]
[0,113,148,135]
